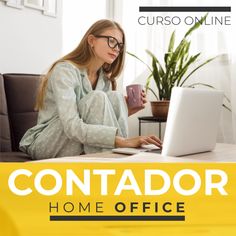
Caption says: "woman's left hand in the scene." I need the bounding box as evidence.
[126,89,148,116]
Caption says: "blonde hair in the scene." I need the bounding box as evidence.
[36,19,126,110]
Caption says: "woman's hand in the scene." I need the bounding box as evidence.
[125,90,147,116]
[115,135,162,148]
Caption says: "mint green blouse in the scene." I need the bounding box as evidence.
[19,62,128,159]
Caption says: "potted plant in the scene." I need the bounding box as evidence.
[128,14,220,119]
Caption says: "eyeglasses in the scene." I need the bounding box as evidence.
[94,35,124,52]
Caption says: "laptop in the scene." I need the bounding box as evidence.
[112,87,223,157]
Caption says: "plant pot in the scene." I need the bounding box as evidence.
[150,100,170,119]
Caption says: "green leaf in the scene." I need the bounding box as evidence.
[180,56,217,86]
[179,41,191,69]
[151,57,162,99]
[145,73,153,93]
[222,104,232,112]
[184,13,208,38]
[177,53,201,86]
[187,82,215,89]
[127,51,152,72]
[146,87,159,100]
[164,52,173,67]
[146,49,165,76]
[164,39,187,88]
[168,31,175,53]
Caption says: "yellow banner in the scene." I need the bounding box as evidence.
[0,163,236,236]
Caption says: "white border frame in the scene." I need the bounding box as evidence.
[23,0,44,10]
[6,0,23,9]
[43,0,57,17]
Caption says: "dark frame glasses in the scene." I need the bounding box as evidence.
[94,35,124,51]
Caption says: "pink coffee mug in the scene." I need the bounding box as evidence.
[126,84,143,109]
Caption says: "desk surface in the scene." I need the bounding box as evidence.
[37,143,236,163]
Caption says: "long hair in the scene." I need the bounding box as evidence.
[36,19,126,110]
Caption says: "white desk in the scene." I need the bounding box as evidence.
[37,143,236,163]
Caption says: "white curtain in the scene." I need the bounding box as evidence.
[112,0,235,143]
[231,2,236,143]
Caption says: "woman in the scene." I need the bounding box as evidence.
[19,19,162,160]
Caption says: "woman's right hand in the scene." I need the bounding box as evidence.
[115,135,162,149]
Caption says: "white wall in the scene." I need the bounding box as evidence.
[0,1,63,74]
[62,0,106,54]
